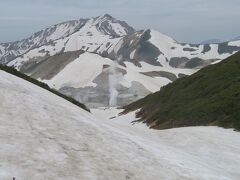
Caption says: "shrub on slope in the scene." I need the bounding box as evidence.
[123,51,240,130]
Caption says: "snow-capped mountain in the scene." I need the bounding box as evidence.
[109,29,240,69]
[1,14,240,108]
[1,69,240,180]
[0,18,88,64]
[0,14,135,64]
[200,38,222,44]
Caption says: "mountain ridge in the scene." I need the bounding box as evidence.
[0,14,135,64]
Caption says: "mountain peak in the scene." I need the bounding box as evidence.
[94,14,115,22]
[102,13,114,19]
[91,14,135,38]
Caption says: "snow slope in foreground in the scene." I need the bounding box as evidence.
[0,70,240,180]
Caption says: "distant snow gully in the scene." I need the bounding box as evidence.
[108,57,123,107]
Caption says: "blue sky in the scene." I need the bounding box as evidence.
[0,0,240,43]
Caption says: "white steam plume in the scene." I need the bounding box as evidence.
[108,56,123,107]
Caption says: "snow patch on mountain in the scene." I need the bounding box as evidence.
[228,40,240,46]
[148,29,177,59]
[41,52,171,92]
[42,53,112,89]
[124,61,195,76]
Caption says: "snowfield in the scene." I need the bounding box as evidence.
[1,70,240,180]
[41,52,173,93]
[42,53,113,89]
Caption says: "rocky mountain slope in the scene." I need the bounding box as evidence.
[0,14,134,64]
[1,69,240,179]
[1,14,240,108]
[123,51,240,130]
[108,29,240,68]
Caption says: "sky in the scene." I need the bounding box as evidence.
[0,0,240,43]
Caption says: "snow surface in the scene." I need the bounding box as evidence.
[92,108,240,180]
[120,65,171,92]
[228,40,240,46]
[40,52,172,92]
[42,53,112,89]
[0,20,86,63]
[1,70,240,180]
[124,61,196,76]
[148,29,177,60]
[147,29,240,64]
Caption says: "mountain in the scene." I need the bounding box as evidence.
[1,14,240,108]
[109,29,240,68]
[0,14,135,64]
[200,38,222,44]
[1,69,240,179]
[16,51,192,108]
[232,36,240,41]
[123,51,240,130]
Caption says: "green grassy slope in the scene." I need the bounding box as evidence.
[0,65,89,112]
[123,51,240,130]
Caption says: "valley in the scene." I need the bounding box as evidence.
[0,12,240,180]
[0,70,240,179]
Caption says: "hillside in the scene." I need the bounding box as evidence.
[123,51,240,130]
[0,64,89,112]
[1,69,240,179]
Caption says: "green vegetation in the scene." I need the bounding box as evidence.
[123,51,240,130]
[0,65,90,112]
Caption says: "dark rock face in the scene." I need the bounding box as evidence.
[109,29,162,66]
[170,57,213,69]
[20,50,85,80]
[202,44,211,54]
[183,48,197,52]
[169,57,189,68]
[141,71,178,81]
[178,73,188,78]
[218,42,240,54]
[179,43,200,48]
[134,38,162,66]
[185,58,205,68]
